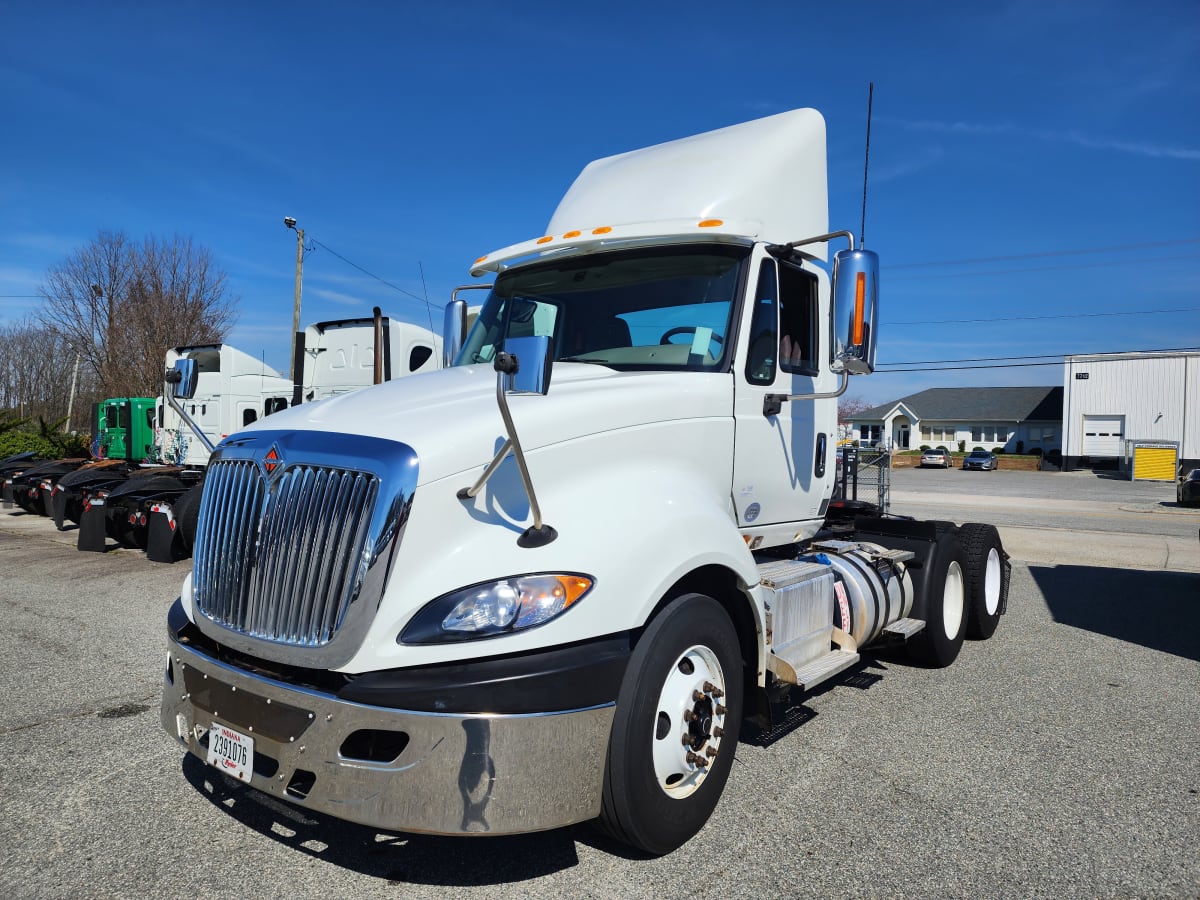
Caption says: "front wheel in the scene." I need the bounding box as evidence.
[598,593,743,855]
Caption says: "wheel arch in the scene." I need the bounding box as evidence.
[646,563,766,696]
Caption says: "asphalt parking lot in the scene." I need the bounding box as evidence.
[0,469,1197,899]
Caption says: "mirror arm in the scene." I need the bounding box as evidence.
[165,390,215,454]
[766,230,855,259]
[456,351,556,547]
[766,370,850,407]
[788,370,850,401]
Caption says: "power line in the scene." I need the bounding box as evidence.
[890,304,1200,326]
[879,352,1066,365]
[308,238,435,308]
[879,360,1064,372]
[877,345,1200,372]
[886,236,1200,270]
[887,253,1200,282]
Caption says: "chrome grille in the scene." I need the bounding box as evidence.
[194,459,379,647]
[188,429,417,668]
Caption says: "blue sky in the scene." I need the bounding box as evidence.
[2,0,1197,405]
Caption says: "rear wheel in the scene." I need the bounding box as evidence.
[961,523,1006,639]
[598,593,743,856]
[907,526,967,667]
[174,483,204,556]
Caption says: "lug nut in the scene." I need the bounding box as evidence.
[715,704,727,716]
[681,735,692,746]
[711,687,724,699]
[692,690,704,702]
[686,751,698,764]
[683,709,696,722]
[695,756,708,768]
[714,726,725,738]
[706,746,718,758]
[703,681,715,693]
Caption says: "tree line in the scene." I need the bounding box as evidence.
[1,229,236,433]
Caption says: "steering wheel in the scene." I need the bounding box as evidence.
[659,327,724,356]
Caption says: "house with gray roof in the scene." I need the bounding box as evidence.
[847,386,1063,453]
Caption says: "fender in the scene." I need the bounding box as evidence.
[342,415,765,673]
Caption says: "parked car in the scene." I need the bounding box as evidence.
[962,449,998,471]
[920,448,952,469]
[1178,468,1200,506]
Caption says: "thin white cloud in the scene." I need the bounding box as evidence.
[872,146,946,184]
[310,288,365,307]
[1048,130,1200,161]
[0,264,47,291]
[886,116,1200,162]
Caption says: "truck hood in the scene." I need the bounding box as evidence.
[246,363,731,486]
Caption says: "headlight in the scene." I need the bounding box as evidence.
[400,573,594,644]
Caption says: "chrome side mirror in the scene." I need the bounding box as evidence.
[165,358,198,399]
[443,298,467,367]
[500,335,553,396]
[831,249,879,375]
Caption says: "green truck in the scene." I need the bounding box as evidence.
[93,397,157,461]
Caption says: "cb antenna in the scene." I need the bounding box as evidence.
[860,82,874,250]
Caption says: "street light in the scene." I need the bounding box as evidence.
[284,217,305,379]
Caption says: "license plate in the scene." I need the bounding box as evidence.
[207,722,254,782]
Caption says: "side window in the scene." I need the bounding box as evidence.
[779,263,818,376]
[117,404,130,429]
[105,406,117,429]
[744,259,778,385]
[409,345,433,372]
[243,409,258,426]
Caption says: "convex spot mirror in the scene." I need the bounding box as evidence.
[500,335,553,395]
[165,358,198,399]
[831,248,879,375]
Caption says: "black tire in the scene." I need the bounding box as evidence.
[598,593,743,856]
[174,483,204,556]
[961,523,1007,640]
[906,526,968,667]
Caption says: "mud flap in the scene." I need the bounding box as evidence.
[77,502,108,552]
[146,506,179,563]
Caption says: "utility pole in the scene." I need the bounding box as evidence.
[66,350,80,433]
[284,217,304,379]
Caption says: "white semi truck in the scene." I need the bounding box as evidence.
[160,109,1009,855]
[157,343,295,467]
[298,311,441,404]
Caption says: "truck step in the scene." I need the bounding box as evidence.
[778,649,861,691]
[882,617,925,640]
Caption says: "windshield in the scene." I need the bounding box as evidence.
[455,245,747,372]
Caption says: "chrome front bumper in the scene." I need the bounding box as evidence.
[160,637,614,836]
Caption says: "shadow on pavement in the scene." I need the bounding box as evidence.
[181,753,584,884]
[1029,564,1200,662]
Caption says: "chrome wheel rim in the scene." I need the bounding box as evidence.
[651,644,727,799]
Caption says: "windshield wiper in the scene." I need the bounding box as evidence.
[557,356,612,364]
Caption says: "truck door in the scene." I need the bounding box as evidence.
[731,249,834,534]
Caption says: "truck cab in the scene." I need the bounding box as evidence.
[160,108,1005,856]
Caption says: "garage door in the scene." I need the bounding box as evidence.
[1132,446,1177,481]
[1082,415,1125,457]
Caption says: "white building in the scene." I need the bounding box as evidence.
[848,386,1062,455]
[1062,350,1199,474]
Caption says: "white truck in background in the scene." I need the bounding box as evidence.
[157,343,294,467]
[160,109,1010,855]
[298,311,441,404]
